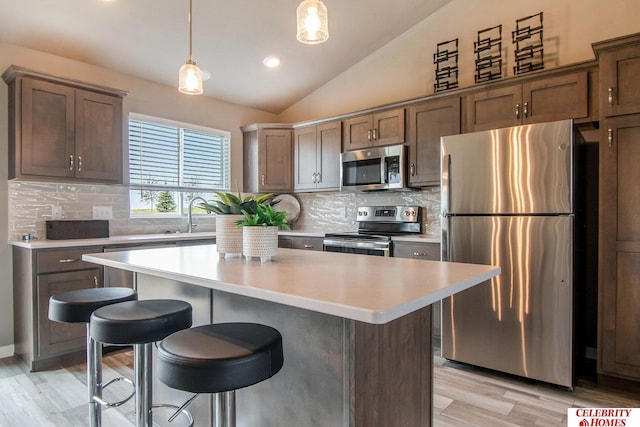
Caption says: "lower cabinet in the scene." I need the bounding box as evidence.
[278,236,323,251]
[393,241,441,347]
[13,245,104,371]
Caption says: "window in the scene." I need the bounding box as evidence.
[128,113,230,216]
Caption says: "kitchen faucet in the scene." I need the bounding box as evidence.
[187,196,207,233]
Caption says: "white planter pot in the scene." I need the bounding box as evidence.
[215,214,244,258]
[242,226,278,262]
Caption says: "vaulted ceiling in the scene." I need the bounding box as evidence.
[0,0,451,113]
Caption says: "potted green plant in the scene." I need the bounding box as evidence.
[200,192,277,258]
[237,203,290,262]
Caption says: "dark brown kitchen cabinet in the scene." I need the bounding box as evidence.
[278,236,323,251]
[598,115,640,382]
[13,245,104,371]
[393,241,440,261]
[243,126,294,193]
[465,71,588,132]
[594,33,640,117]
[2,66,126,183]
[342,108,405,150]
[407,97,460,187]
[294,120,341,191]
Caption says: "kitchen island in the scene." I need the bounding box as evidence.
[83,245,499,427]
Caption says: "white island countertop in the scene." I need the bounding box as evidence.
[83,244,498,324]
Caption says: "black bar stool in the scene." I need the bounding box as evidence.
[48,287,138,427]
[156,322,284,427]
[90,299,193,427]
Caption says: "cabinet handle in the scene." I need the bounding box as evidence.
[608,87,614,105]
[303,244,314,249]
[373,128,377,140]
[59,258,80,263]
[69,155,74,171]
[261,174,265,185]
[367,129,372,141]
[94,276,99,287]
[608,128,613,148]
[77,156,82,172]
[515,103,520,119]
[523,101,528,118]
[316,172,321,183]
[410,162,415,176]
[413,252,428,257]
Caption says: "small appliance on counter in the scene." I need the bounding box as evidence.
[323,205,421,256]
[46,220,109,240]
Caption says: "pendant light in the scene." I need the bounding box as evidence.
[178,0,203,95]
[296,0,329,45]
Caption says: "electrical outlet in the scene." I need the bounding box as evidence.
[92,206,113,220]
[51,205,63,220]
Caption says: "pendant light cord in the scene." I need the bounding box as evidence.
[188,0,193,61]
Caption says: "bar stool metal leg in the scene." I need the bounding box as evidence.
[134,342,153,427]
[214,391,236,427]
[87,324,102,427]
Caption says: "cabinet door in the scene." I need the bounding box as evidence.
[75,89,123,182]
[600,43,640,117]
[372,108,405,146]
[258,129,293,192]
[20,78,75,178]
[407,97,460,186]
[465,85,522,132]
[343,115,373,150]
[37,269,101,357]
[294,125,318,191]
[316,121,342,190]
[599,114,640,380]
[523,72,588,124]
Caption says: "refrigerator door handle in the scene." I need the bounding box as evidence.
[441,154,451,215]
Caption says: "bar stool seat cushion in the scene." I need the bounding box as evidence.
[48,287,137,323]
[90,299,192,345]
[157,323,284,394]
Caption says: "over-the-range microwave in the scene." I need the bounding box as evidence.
[340,144,408,191]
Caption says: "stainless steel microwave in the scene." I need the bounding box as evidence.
[340,144,408,191]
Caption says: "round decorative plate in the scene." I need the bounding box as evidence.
[273,194,301,223]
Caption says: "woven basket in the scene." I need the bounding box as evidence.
[242,226,278,262]
[215,215,244,258]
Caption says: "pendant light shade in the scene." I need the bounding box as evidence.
[296,0,329,45]
[178,0,203,95]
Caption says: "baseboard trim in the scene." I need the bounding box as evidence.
[0,344,15,359]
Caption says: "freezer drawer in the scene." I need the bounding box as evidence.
[442,215,573,388]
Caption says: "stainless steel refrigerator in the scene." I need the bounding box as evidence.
[440,119,574,388]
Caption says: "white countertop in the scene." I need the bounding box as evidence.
[83,245,497,324]
[10,230,440,249]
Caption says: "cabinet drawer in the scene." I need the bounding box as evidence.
[393,242,440,260]
[37,246,103,273]
[290,237,323,251]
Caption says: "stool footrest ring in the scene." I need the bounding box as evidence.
[92,376,135,408]
[152,403,194,427]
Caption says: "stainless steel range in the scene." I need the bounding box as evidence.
[323,206,422,256]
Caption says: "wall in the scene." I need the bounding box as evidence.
[0,42,277,354]
[278,0,640,123]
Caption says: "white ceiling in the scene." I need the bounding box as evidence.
[0,0,451,114]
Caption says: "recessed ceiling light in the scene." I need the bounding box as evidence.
[263,55,282,68]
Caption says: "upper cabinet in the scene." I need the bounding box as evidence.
[465,71,589,132]
[407,96,460,187]
[2,66,127,183]
[594,33,640,117]
[243,126,294,193]
[294,120,341,192]
[342,108,405,150]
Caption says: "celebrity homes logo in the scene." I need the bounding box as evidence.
[568,408,639,426]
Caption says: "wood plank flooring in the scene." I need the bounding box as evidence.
[0,349,638,426]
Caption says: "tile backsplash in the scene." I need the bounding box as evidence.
[8,181,441,241]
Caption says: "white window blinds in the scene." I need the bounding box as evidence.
[128,115,230,192]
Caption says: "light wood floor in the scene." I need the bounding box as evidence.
[1,349,639,426]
